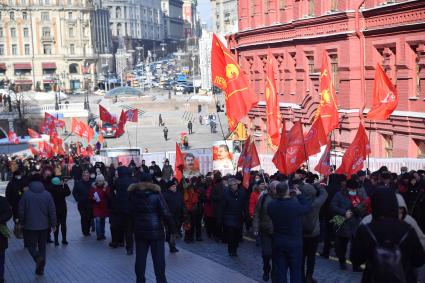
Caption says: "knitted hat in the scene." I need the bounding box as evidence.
[51,177,61,186]
[95,174,105,184]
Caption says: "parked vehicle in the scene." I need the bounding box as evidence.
[101,123,118,138]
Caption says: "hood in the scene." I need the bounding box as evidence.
[371,187,398,219]
[396,193,407,210]
[28,181,45,193]
[128,182,161,193]
[117,166,130,178]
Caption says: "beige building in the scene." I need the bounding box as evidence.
[0,0,97,92]
[210,0,237,36]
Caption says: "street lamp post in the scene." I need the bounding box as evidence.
[191,55,196,96]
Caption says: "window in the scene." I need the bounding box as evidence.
[43,44,52,54]
[24,44,30,55]
[22,11,28,20]
[383,135,393,158]
[69,63,78,74]
[45,0,50,4]
[117,23,122,36]
[309,0,314,16]
[21,0,27,5]
[10,11,15,20]
[0,28,3,38]
[330,54,339,91]
[41,12,49,21]
[307,56,314,74]
[418,140,425,158]
[23,28,29,38]
[69,27,74,37]
[42,27,50,37]
[68,12,72,19]
[0,12,2,21]
[331,0,338,11]
[10,28,16,38]
[116,7,121,18]
[67,0,72,5]
[12,44,18,55]
[0,44,4,56]
[279,0,285,9]
[70,44,75,55]
[416,58,421,96]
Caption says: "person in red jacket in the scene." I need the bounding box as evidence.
[249,182,265,218]
[89,175,110,240]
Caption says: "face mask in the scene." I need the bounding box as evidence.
[35,165,40,170]
[156,178,161,182]
[90,174,96,178]
[348,190,357,196]
[16,176,22,180]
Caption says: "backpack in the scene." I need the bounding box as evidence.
[364,224,409,283]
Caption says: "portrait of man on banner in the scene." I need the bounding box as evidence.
[213,141,234,175]
[183,152,201,178]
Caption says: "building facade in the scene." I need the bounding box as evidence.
[182,0,201,39]
[161,0,185,44]
[230,0,425,158]
[0,0,97,92]
[211,0,238,36]
[103,0,164,51]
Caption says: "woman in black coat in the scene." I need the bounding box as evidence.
[48,177,71,245]
[352,188,425,283]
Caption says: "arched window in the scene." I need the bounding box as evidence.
[116,7,121,18]
[69,63,79,74]
[117,23,122,36]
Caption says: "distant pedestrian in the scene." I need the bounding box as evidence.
[0,194,12,282]
[188,121,193,134]
[199,115,203,125]
[161,160,174,182]
[210,120,215,133]
[19,179,57,276]
[159,114,163,127]
[129,173,175,283]
[163,126,168,141]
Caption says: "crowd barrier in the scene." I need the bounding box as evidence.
[91,152,425,175]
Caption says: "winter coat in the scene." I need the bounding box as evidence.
[72,180,92,204]
[219,187,248,228]
[352,219,425,283]
[211,181,225,218]
[301,184,328,237]
[203,185,214,218]
[110,167,134,215]
[0,196,12,250]
[128,182,175,240]
[19,181,57,230]
[184,187,202,215]
[267,195,311,246]
[5,176,28,220]
[48,183,71,216]
[252,192,274,235]
[249,190,261,218]
[163,189,186,227]
[71,164,83,180]
[89,184,110,218]
[161,165,174,181]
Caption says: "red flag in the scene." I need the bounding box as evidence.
[211,33,258,131]
[314,139,332,176]
[39,141,53,158]
[99,105,117,124]
[304,116,327,157]
[28,128,41,139]
[272,121,305,175]
[44,112,64,129]
[98,133,104,144]
[265,51,281,150]
[86,145,94,157]
[67,155,74,175]
[336,123,371,178]
[29,144,39,155]
[315,51,339,136]
[367,64,398,120]
[72,118,83,137]
[125,109,138,122]
[7,131,19,144]
[175,143,184,182]
[241,137,260,189]
[114,110,127,137]
[80,123,94,143]
[76,143,81,156]
[272,119,288,175]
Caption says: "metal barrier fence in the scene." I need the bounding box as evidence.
[92,152,425,175]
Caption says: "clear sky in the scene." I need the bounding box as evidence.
[198,0,212,30]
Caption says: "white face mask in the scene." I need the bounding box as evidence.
[156,178,161,182]
[35,165,41,170]
[16,176,22,180]
[90,174,96,178]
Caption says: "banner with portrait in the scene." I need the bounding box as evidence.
[212,141,235,175]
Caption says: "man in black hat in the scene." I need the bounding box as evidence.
[163,180,185,253]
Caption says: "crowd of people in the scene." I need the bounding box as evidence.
[0,153,425,283]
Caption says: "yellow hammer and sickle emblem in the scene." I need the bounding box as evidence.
[321,69,328,78]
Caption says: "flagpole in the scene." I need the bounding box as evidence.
[301,122,310,171]
[332,130,337,172]
[367,120,372,174]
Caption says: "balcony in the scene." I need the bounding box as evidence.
[41,35,54,42]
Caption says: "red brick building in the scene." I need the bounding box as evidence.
[228,0,425,158]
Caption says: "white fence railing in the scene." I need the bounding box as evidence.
[92,153,425,175]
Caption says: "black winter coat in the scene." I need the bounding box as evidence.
[111,168,134,215]
[163,189,186,226]
[72,180,92,204]
[48,184,71,216]
[352,219,425,283]
[211,181,225,218]
[128,182,174,240]
[71,165,83,180]
[0,196,12,250]
[219,187,248,228]
[5,177,28,220]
